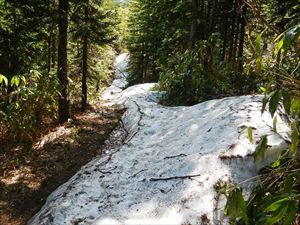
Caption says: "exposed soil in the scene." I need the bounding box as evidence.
[0,103,124,225]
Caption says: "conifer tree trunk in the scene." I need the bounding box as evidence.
[82,36,88,111]
[7,8,17,95]
[237,0,247,93]
[141,43,146,82]
[57,0,70,123]
[208,0,217,35]
[81,1,89,111]
[228,0,237,62]
[47,0,52,72]
[222,9,229,61]
[143,53,148,83]
[47,35,52,72]
[233,26,239,63]
[188,0,199,50]
[51,34,56,69]
[238,1,247,72]
[198,1,205,38]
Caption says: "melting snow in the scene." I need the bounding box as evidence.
[29,53,290,225]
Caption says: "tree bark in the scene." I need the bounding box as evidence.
[51,33,56,69]
[47,35,52,72]
[238,1,247,73]
[82,36,88,111]
[237,0,247,93]
[208,0,217,35]
[57,0,70,123]
[81,1,89,111]
[222,15,229,60]
[143,52,149,82]
[188,0,199,50]
[47,0,52,72]
[232,9,240,63]
[228,0,237,62]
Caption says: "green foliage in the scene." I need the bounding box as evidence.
[69,0,121,110]
[225,23,300,224]
[275,25,300,55]
[254,135,269,162]
[0,0,51,77]
[0,70,59,139]
[225,89,300,224]
[158,50,204,105]
[262,90,295,118]
[291,97,300,116]
[269,91,281,118]
[10,75,26,87]
[248,127,254,144]
[282,91,291,115]
[69,44,117,101]
[127,0,262,105]
[244,170,300,225]
[255,30,266,75]
[259,195,297,225]
[226,85,300,225]
[0,0,122,138]
[290,121,299,156]
[224,187,249,225]
[225,155,300,225]
[70,0,119,46]
[0,74,8,86]
[158,35,232,105]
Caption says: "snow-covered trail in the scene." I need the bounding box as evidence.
[29,53,289,225]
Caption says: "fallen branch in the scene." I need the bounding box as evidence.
[124,130,138,145]
[98,166,117,174]
[164,154,187,160]
[129,169,147,178]
[149,174,201,181]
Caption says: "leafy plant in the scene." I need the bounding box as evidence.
[0,70,59,141]
[224,26,300,225]
[274,25,300,56]
[158,34,231,106]
[0,74,8,86]
[224,186,249,225]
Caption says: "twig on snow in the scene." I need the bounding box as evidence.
[163,154,187,160]
[129,169,147,178]
[149,174,201,181]
[98,166,117,174]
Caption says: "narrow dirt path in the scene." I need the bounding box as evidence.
[0,61,125,225]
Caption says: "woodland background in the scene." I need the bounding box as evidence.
[0,0,299,224]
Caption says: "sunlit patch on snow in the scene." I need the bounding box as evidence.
[95,208,182,225]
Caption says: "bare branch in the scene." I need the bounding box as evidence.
[149,174,201,181]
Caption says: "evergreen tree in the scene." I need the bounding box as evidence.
[57,0,70,123]
[71,0,118,111]
[0,0,50,79]
[126,0,297,105]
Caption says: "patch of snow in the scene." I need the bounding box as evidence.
[101,53,129,101]
[28,54,290,225]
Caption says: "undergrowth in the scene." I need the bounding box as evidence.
[223,26,300,225]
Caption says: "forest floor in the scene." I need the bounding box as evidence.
[0,101,124,224]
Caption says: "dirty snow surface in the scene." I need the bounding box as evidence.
[29,53,289,225]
